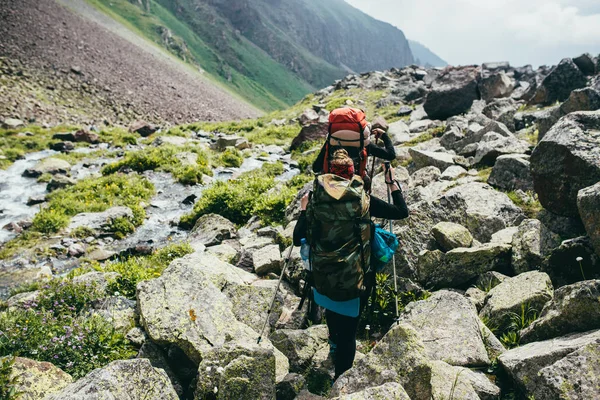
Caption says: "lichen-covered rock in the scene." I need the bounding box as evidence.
[195,344,277,400]
[418,243,511,288]
[520,280,600,343]
[440,165,468,181]
[331,382,410,400]
[409,148,455,171]
[578,182,600,256]
[23,158,71,177]
[530,111,600,217]
[473,134,530,166]
[465,287,486,310]
[67,206,134,236]
[498,330,600,398]
[276,373,306,400]
[482,98,520,131]
[398,290,490,367]
[270,325,329,372]
[488,154,533,192]
[428,361,491,400]
[136,256,289,381]
[431,221,473,251]
[45,359,178,400]
[189,213,236,247]
[511,219,561,274]
[480,271,554,330]
[330,323,432,398]
[535,342,600,400]
[10,357,73,400]
[252,244,282,275]
[206,242,240,264]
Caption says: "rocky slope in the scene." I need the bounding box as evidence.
[0,0,260,126]
[1,53,600,399]
[409,40,448,68]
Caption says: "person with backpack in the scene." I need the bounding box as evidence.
[312,108,396,190]
[293,149,408,380]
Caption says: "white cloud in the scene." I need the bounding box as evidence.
[344,0,600,67]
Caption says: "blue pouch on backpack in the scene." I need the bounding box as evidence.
[371,224,399,271]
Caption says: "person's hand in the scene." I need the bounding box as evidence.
[372,128,386,140]
[384,165,395,184]
[300,192,310,211]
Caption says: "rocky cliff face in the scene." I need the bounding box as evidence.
[207,0,414,78]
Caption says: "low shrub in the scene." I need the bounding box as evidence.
[97,242,193,299]
[215,148,244,168]
[0,356,20,400]
[31,174,154,234]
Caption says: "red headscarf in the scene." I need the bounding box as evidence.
[329,149,355,180]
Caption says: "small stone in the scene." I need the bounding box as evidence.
[431,221,474,251]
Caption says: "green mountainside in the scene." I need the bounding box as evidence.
[86,0,414,111]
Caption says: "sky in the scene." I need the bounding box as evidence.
[345,0,600,68]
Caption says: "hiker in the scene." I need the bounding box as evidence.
[312,108,395,190]
[293,149,408,379]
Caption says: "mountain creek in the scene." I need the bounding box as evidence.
[1,56,600,400]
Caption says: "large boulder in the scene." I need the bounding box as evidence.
[535,342,600,400]
[529,58,588,105]
[520,280,600,343]
[10,357,73,400]
[23,158,71,177]
[572,53,597,76]
[387,120,411,145]
[487,154,533,192]
[560,87,600,115]
[136,253,289,381]
[530,111,600,217]
[290,123,327,151]
[479,271,553,330]
[511,219,561,274]
[472,134,530,166]
[398,291,491,367]
[331,382,410,400]
[418,243,511,288]
[252,244,282,276]
[482,98,521,131]
[498,330,600,399]
[189,213,236,247]
[431,221,473,251]
[578,182,600,256]
[45,359,178,400]
[424,66,480,120]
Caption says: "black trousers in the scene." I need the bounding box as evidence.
[325,308,360,379]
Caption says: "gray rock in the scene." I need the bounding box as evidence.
[572,53,597,75]
[431,221,473,251]
[511,219,562,274]
[90,296,136,332]
[410,105,429,122]
[536,105,562,141]
[538,209,586,240]
[440,165,467,180]
[206,243,240,264]
[408,119,436,134]
[72,271,120,295]
[215,134,244,151]
[536,342,600,400]
[480,271,554,330]
[429,361,492,400]
[129,120,157,137]
[47,174,76,192]
[578,182,600,256]
[68,206,134,236]
[560,87,600,115]
[482,98,520,131]
[276,373,306,400]
[270,325,329,372]
[488,154,533,192]
[252,244,281,275]
[473,134,531,166]
[418,243,511,288]
[6,290,41,310]
[10,357,73,400]
[531,111,600,217]
[520,280,600,343]
[331,382,410,400]
[424,66,480,120]
[408,148,455,171]
[498,330,600,398]
[476,271,509,292]
[479,71,514,102]
[530,58,588,105]
[465,287,486,310]
[490,226,519,245]
[330,323,432,398]
[23,158,71,177]
[411,166,441,187]
[189,213,236,248]
[480,323,507,361]
[397,106,413,117]
[45,359,178,400]
[398,290,491,367]
[2,118,24,129]
[387,120,411,145]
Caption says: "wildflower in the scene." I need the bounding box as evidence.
[576,257,583,262]
[216,367,224,374]
[213,387,218,394]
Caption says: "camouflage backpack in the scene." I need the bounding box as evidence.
[306,174,372,302]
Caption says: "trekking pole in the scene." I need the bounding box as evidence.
[257,244,295,345]
[384,162,399,319]
[367,136,380,194]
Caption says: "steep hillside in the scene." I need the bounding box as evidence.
[85,0,414,111]
[0,0,260,125]
[409,40,448,68]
